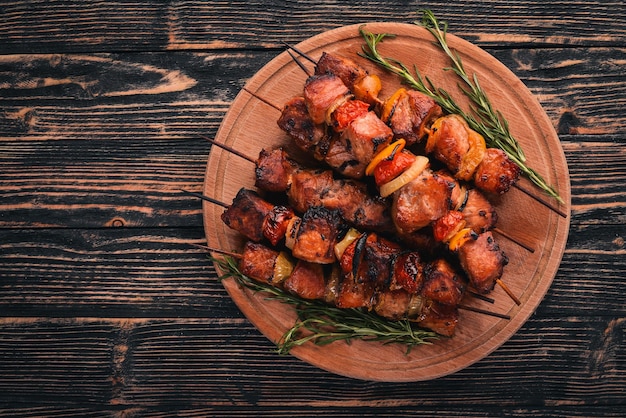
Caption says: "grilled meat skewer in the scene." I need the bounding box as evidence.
[238,239,462,336]
[255,147,394,233]
[217,187,346,265]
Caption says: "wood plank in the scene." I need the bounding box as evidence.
[0,48,623,142]
[0,139,210,228]
[0,137,624,229]
[0,52,264,141]
[0,227,239,318]
[0,317,623,410]
[0,225,624,318]
[0,1,624,54]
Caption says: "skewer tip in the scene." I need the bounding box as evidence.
[513,183,567,219]
[496,279,521,305]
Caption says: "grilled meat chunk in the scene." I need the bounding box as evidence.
[303,73,351,125]
[381,89,442,146]
[292,206,345,264]
[283,260,327,300]
[221,188,274,242]
[263,205,295,246]
[422,258,467,306]
[277,96,330,160]
[374,289,411,321]
[288,167,394,233]
[458,231,508,294]
[392,169,452,234]
[239,241,278,284]
[315,52,368,90]
[374,291,459,336]
[338,110,393,178]
[315,52,381,105]
[254,148,299,193]
[430,114,470,174]
[415,299,459,337]
[473,148,521,195]
[461,189,498,233]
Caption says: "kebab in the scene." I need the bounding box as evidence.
[231,226,507,335]
[280,51,521,198]
[235,239,460,336]
[212,230,506,337]
[204,138,394,234]
[188,182,503,307]
[185,187,346,265]
[366,142,513,298]
[202,139,514,300]
[274,65,513,238]
[188,185,509,337]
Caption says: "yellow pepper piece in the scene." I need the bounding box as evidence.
[448,227,474,252]
[272,251,295,285]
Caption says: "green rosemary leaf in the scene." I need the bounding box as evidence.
[211,255,439,355]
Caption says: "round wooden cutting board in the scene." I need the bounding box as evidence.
[203,23,571,381]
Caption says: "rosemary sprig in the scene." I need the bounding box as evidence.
[212,255,439,355]
[358,13,563,202]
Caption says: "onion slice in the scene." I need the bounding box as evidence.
[334,227,362,261]
[379,155,429,198]
[272,251,295,285]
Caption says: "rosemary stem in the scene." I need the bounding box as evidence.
[212,256,438,354]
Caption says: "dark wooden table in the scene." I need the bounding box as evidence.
[1,1,624,416]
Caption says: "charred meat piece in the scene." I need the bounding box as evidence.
[239,241,278,284]
[254,148,299,193]
[461,189,498,233]
[358,233,402,290]
[429,114,470,174]
[263,205,295,246]
[221,188,274,242]
[436,170,497,234]
[422,258,467,306]
[254,147,394,233]
[292,206,345,264]
[381,89,441,146]
[374,289,411,321]
[303,73,351,125]
[338,110,393,178]
[324,133,362,178]
[283,260,326,300]
[473,148,521,195]
[374,291,459,337]
[336,233,375,308]
[337,232,402,308]
[392,169,452,234]
[315,52,368,90]
[458,231,508,294]
[315,52,381,106]
[414,298,459,337]
[277,96,330,161]
[288,168,394,233]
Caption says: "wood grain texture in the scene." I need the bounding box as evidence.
[1,0,625,413]
[0,0,624,54]
[0,316,623,412]
[0,48,623,142]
